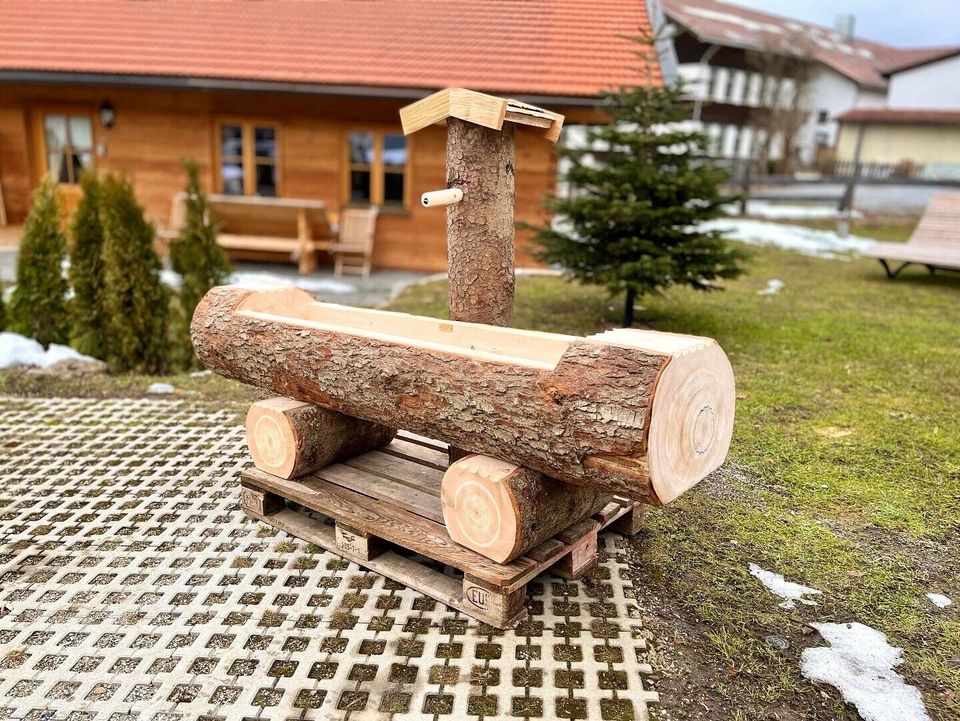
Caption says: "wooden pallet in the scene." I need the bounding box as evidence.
[240,431,643,628]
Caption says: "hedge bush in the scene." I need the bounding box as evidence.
[99,174,170,373]
[68,172,109,358]
[8,176,69,345]
[170,159,230,362]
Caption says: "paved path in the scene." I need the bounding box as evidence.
[0,396,658,720]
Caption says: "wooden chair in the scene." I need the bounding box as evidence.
[863,193,960,278]
[329,206,380,278]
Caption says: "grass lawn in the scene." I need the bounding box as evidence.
[390,245,960,720]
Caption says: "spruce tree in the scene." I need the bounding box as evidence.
[8,176,69,345]
[530,82,747,327]
[169,159,230,361]
[99,174,170,373]
[69,172,108,358]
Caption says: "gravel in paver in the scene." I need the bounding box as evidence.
[0,396,659,719]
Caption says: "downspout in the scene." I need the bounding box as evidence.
[691,43,720,122]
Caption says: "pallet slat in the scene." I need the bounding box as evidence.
[242,467,538,586]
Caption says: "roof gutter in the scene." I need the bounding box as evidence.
[0,70,605,108]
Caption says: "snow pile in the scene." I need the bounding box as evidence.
[757,279,784,296]
[926,593,952,608]
[0,332,96,370]
[228,271,353,295]
[738,201,862,220]
[146,383,175,395]
[748,563,822,609]
[802,622,931,721]
[162,269,353,295]
[699,218,874,260]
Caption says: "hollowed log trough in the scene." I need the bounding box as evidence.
[193,286,735,504]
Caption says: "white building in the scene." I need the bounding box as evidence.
[659,0,957,169]
[836,49,960,179]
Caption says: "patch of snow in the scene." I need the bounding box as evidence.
[160,269,182,289]
[188,369,213,378]
[0,332,96,370]
[146,382,176,395]
[748,563,822,609]
[700,218,874,260]
[228,271,353,295]
[757,279,784,296]
[926,593,952,608]
[161,270,354,296]
[736,201,862,220]
[802,622,931,721]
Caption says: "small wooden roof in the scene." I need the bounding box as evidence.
[400,88,565,143]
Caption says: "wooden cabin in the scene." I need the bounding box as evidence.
[0,0,662,272]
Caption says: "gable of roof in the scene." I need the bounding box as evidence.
[0,0,660,100]
[662,0,958,91]
[882,47,960,76]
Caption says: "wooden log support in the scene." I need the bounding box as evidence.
[462,574,527,628]
[441,455,610,563]
[246,397,396,479]
[335,522,385,562]
[551,518,601,579]
[193,287,736,504]
[610,504,645,536]
[239,485,284,516]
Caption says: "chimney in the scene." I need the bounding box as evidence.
[835,14,855,39]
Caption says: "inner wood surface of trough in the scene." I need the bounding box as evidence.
[240,299,579,370]
[236,295,713,371]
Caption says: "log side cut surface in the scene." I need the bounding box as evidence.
[441,455,610,563]
[246,397,397,479]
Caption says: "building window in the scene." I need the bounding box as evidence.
[43,114,93,184]
[346,130,408,208]
[218,122,278,196]
[817,110,829,124]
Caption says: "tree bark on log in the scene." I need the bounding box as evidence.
[192,286,735,504]
[445,118,516,328]
[246,397,396,479]
[441,454,611,563]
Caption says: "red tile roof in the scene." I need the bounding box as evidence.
[0,0,660,99]
[663,0,959,91]
[836,108,960,125]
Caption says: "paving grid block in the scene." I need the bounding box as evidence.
[0,396,660,719]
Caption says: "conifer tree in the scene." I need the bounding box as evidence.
[170,159,230,358]
[0,289,6,331]
[530,81,747,326]
[8,176,69,345]
[99,174,170,373]
[69,172,108,358]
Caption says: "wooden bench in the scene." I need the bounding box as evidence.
[863,193,960,278]
[160,193,333,274]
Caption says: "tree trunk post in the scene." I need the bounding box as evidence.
[446,118,517,328]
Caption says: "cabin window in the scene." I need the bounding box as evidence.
[346,130,408,208]
[218,122,279,196]
[43,114,93,184]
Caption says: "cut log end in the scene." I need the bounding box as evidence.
[442,456,518,563]
[647,340,736,504]
[245,397,397,480]
[441,455,610,563]
[247,399,301,478]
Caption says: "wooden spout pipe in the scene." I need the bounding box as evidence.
[192,286,736,504]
